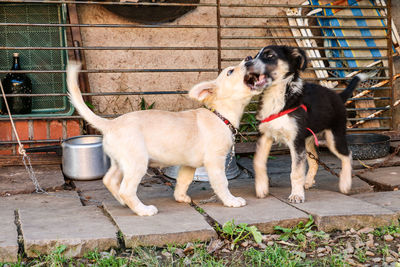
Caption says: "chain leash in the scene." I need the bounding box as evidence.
[1,80,103,205]
[307,144,400,179]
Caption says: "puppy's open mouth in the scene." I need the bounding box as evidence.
[244,73,268,90]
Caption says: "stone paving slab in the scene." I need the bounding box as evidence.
[237,156,372,194]
[0,209,18,263]
[104,197,217,248]
[270,187,397,232]
[0,191,82,210]
[80,182,173,206]
[0,191,118,258]
[0,165,65,196]
[353,191,400,215]
[74,173,162,192]
[191,181,309,234]
[356,167,400,190]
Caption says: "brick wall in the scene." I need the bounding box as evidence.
[0,119,82,155]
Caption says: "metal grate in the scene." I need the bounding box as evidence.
[0,0,396,146]
[0,3,71,115]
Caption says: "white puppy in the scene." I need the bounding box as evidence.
[67,61,262,216]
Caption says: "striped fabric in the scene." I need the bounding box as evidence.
[309,0,390,77]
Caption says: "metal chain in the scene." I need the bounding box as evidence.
[306,151,341,178]
[356,144,400,175]
[1,80,103,205]
[307,144,400,179]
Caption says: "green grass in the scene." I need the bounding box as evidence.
[215,219,262,248]
[372,221,400,237]
[274,215,327,245]
[243,245,309,267]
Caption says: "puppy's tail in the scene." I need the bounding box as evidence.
[339,73,368,102]
[67,62,109,132]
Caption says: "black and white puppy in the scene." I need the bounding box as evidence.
[244,45,366,203]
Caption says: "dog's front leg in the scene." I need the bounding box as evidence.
[288,142,306,203]
[253,134,273,198]
[205,156,246,207]
[174,166,196,203]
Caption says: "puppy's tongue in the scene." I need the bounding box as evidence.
[259,74,265,81]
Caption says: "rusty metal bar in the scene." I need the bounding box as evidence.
[0,23,217,28]
[3,91,189,97]
[0,1,385,9]
[221,25,387,29]
[0,69,218,74]
[2,91,392,98]
[347,107,390,111]
[216,0,222,73]
[220,46,389,50]
[0,46,388,51]
[387,0,394,130]
[221,15,387,19]
[0,23,387,30]
[222,56,390,61]
[0,46,218,51]
[221,36,387,40]
[0,0,216,7]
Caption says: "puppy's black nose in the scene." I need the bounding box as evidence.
[245,56,252,61]
[245,60,253,68]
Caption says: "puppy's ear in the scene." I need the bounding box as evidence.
[189,81,216,101]
[290,48,308,71]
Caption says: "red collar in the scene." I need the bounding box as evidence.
[260,104,307,124]
[209,108,238,135]
[259,104,319,146]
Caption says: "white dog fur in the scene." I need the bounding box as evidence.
[67,61,261,216]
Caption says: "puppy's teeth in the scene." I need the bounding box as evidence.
[259,74,265,81]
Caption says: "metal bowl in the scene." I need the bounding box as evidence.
[163,152,240,182]
[62,135,110,180]
[346,133,390,160]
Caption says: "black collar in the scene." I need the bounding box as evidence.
[209,108,238,135]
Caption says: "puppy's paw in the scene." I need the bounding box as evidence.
[304,180,315,190]
[288,193,305,204]
[135,204,158,216]
[255,182,269,198]
[174,193,192,203]
[223,196,246,207]
[339,181,351,194]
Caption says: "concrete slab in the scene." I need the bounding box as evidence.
[191,181,309,234]
[270,188,397,232]
[2,191,118,258]
[356,167,400,190]
[0,209,18,263]
[0,165,65,196]
[74,173,163,193]
[80,182,173,206]
[353,191,400,215]
[104,197,217,248]
[0,191,83,210]
[237,156,372,194]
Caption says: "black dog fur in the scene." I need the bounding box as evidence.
[245,45,366,203]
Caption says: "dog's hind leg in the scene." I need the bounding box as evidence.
[253,134,273,198]
[103,158,125,206]
[287,141,306,203]
[205,155,246,207]
[305,136,318,189]
[325,129,352,194]
[118,146,158,216]
[174,166,196,203]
